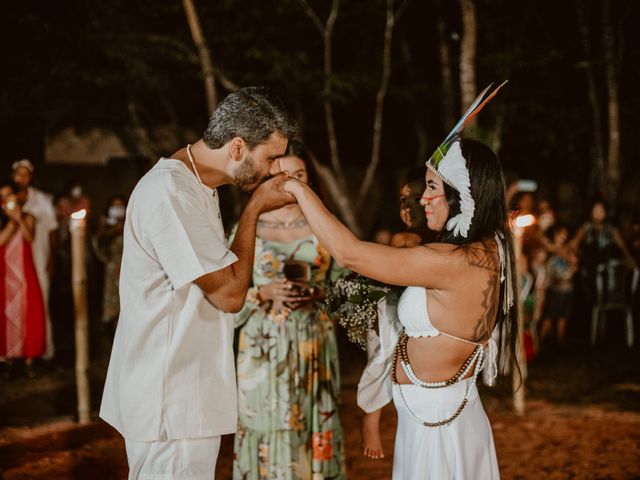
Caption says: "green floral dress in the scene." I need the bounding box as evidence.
[233,235,346,480]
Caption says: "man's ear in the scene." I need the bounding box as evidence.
[228,137,246,162]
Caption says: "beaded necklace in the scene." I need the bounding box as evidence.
[257,213,308,229]
[392,330,485,427]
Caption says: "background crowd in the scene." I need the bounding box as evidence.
[1,159,125,378]
[3,153,640,374]
[2,146,640,477]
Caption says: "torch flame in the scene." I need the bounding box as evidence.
[514,214,536,228]
[71,209,87,220]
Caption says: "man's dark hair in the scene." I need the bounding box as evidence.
[203,87,298,149]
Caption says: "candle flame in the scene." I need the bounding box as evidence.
[514,214,536,228]
[71,209,87,220]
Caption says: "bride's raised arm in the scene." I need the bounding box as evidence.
[284,178,461,289]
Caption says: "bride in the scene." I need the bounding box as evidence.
[283,85,517,479]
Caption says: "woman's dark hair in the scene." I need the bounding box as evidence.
[401,166,427,191]
[434,139,520,385]
[588,198,608,217]
[400,166,430,239]
[284,139,322,195]
[547,223,570,241]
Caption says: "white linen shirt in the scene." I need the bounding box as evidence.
[100,159,239,441]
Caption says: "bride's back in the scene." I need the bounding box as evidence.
[395,241,501,384]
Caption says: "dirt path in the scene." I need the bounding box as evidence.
[1,343,639,479]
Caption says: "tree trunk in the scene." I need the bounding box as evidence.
[602,0,621,201]
[577,0,606,196]
[300,0,362,236]
[307,151,362,237]
[436,1,455,130]
[459,0,477,116]
[183,0,218,113]
[357,0,395,209]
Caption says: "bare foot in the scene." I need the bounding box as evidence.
[362,410,385,459]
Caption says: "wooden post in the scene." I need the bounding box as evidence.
[70,209,90,424]
[512,214,534,416]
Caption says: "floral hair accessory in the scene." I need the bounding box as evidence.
[426,81,508,238]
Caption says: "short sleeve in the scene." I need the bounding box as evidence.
[25,190,58,232]
[145,187,238,290]
[40,196,59,232]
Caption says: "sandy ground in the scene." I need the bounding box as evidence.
[1,336,639,479]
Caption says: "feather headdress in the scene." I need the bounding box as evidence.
[426,81,508,238]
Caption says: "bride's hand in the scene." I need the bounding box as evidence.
[283,177,305,198]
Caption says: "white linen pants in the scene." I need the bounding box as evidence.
[125,436,221,480]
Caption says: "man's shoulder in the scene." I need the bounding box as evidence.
[130,159,202,214]
[136,159,196,193]
[28,187,54,204]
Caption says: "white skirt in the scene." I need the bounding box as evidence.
[392,379,499,480]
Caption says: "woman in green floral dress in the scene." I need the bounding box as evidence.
[232,142,346,480]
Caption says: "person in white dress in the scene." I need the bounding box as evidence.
[12,159,58,361]
[284,84,518,479]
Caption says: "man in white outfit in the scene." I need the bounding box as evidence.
[100,87,298,480]
[12,159,58,361]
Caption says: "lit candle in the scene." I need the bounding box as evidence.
[70,209,90,424]
[511,214,535,416]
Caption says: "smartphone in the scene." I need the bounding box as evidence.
[283,261,312,297]
[283,261,311,283]
[516,179,538,192]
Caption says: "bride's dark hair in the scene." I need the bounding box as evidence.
[434,139,520,384]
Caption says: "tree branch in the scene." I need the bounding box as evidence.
[183,0,218,112]
[357,0,396,209]
[299,0,325,34]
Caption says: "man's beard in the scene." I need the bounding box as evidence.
[233,154,263,193]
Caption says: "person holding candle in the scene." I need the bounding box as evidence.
[0,181,46,377]
[283,84,518,478]
[100,87,298,480]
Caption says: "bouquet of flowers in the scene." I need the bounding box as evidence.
[325,272,395,350]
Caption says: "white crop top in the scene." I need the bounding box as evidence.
[397,286,441,338]
[397,286,499,385]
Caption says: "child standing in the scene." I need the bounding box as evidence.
[539,225,577,348]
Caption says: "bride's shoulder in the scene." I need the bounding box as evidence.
[417,240,498,269]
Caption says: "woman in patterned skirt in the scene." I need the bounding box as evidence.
[232,141,346,480]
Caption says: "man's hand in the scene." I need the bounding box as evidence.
[251,173,296,214]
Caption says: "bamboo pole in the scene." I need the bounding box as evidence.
[70,209,90,424]
[512,215,533,416]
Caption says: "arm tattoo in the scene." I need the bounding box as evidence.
[472,274,499,342]
[466,248,500,342]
